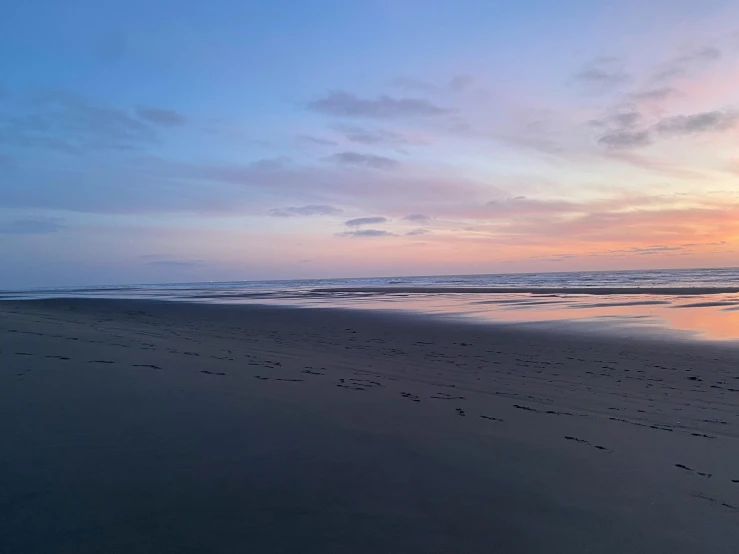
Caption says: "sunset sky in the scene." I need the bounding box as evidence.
[2,0,738,287]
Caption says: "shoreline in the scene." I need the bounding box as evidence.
[312,286,739,295]
[2,298,739,552]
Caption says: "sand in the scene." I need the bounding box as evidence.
[1,298,739,553]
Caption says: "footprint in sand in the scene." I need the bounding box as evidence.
[431,392,466,400]
[401,392,420,402]
[675,464,712,478]
[565,436,612,453]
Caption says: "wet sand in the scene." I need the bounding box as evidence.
[2,298,739,553]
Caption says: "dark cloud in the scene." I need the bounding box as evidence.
[0,217,65,234]
[308,90,451,119]
[325,151,399,170]
[612,111,642,128]
[269,205,343,217]
[390,77,437,93]
[331,124,412,146]
[345,217,388,227]
[405,228,428,236]
[598,129,652,149]
[136,107,186,127]
[572,58,630,94]
[655,110,738,136]
[296,134,337,146]
[449,75,475,91]
[402,213,430,222]
[337,229,395,238]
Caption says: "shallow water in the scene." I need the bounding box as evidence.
[3,267,739,343]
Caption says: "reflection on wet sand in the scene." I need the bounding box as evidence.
[233,291,739,343]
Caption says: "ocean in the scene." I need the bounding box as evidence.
[3,267,739,343]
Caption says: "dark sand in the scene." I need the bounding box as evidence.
[2,299,739,553]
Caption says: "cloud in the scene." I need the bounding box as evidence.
[596,108,737,150]
[1,89,156,153]
[572,58,630,94]
[630,87,679,101]
[533,253,577,262]
[269,205,344,217]
[390,77,437,93]
[654,110,738,136]
[449,75,475,91]
[135,107,186,127]
[405,228,429,236]
[485,196,580,216]
[308,90,451,119]
[611,245,683,255]
[611,111,642,128]
[402,213,430,222]
[325,151,399,170]
[653,46,722,81]
[598,129,652,149]
[337,229,395,238]
[331,124,414,146]
[345,216,388,227]
[296,134,337,146]
[145,260,203,268]
[0,217,65,234]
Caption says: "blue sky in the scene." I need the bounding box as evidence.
[1,0,738,287]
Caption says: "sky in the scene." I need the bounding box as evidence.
[1,0,738,288]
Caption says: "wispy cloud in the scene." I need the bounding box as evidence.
[390,77,437,93]
[597,110,738,149]
[324,151,399,170]
[145,259,203,268]
[308,90,451,119]
[401,213,430,222]
[135,107,186,127]
[0,217,65,234]
[269,205,344,217]
[345,216,388,227]
[337,229,395,238]
[449,75,475,91]
[296,134,337,146]
[598,129,652,149]
[330,124,416,146]
[1,89,156,153]
[654,110,738,135]
[652,45,722,82]
[629,87,679,101]
[572,57,630,94]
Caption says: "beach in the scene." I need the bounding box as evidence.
[2,297,739,553]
